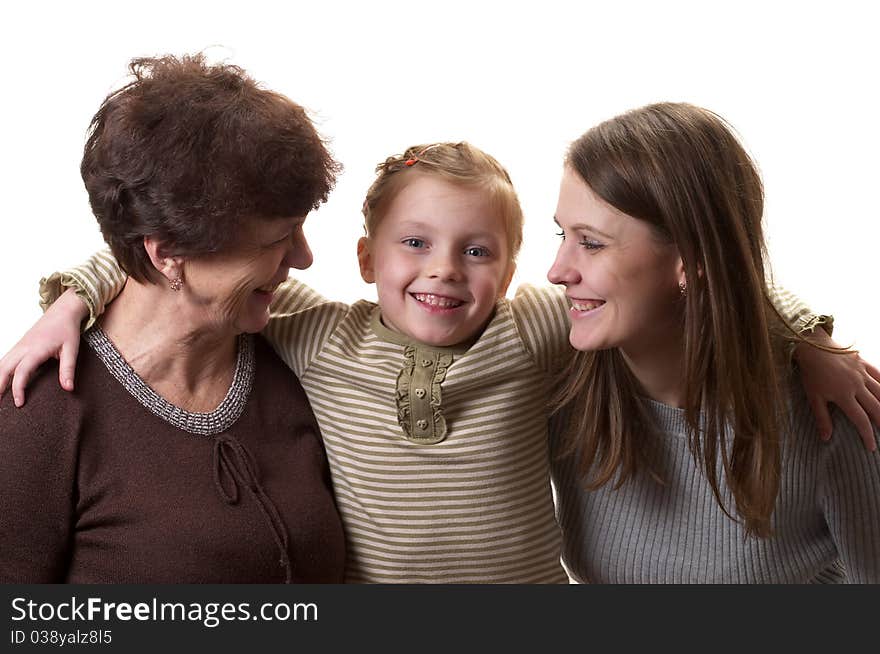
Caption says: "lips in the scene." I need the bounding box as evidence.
[411,292,465,309]
[255,277,287,294]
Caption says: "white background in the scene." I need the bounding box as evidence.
[1,0,877,360]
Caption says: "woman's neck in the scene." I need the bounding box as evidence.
[98,278,238,412]
[620,333,687,408]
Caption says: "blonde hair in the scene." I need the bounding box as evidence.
[361,142,524,266]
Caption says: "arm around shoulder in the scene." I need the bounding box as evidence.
[263,277,351,377]
[509,284,572,374]
[39,248,127,330]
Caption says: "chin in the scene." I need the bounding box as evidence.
[415,332,455,347]
[413,327,464,348]
[568,331,609,353]
[236,311,270,335]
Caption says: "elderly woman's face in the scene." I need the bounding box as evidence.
[181,215,313,335]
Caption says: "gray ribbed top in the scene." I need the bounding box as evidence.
[550,376,880,583]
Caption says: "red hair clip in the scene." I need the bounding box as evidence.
[404,145,441,167]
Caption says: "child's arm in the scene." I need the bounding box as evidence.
[0,250,345,404]
[508,284,572,375]
[794,330,880,451]
[0,288,87,406]
[261,279,349,376]
[768,283,880,451]
[39,248,127,330]
[0,249,130,406]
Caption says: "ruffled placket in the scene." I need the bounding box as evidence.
[370,308,474,446]
[396,346,453,444]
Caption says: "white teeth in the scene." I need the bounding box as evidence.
[571,299,604,312]
[413,293,463,308]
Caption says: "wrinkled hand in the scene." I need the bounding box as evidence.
[795,331,880,451]
[0,288,88,407]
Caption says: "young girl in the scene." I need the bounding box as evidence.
[2,142,875,583]
[548,103,880,582]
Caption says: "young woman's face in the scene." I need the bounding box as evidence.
[358,174,513,347]
[181,215,312,335]
[547,167,683,356]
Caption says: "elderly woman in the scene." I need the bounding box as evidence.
[0,55,345,583]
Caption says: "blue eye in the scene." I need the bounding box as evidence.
[402,238,426,249]
[464,246,490,257]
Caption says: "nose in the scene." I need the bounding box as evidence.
[547,241,579,286]
[283,227,313,271]
[428,249,463,282]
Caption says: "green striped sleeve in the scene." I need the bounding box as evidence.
[38,249,126,330]
[769,283,834,336]
[509,284,572,373]
[262,279,350,377]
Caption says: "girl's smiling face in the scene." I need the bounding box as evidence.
[357,174,513,347]
[547,167,683,357]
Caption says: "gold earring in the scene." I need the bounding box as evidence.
[678,281,687,296]
[169,276,183,291]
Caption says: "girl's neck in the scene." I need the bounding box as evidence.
[98,278,238,411]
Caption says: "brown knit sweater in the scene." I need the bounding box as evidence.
[0,333,345,583]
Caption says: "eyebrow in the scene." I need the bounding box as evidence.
[553,216,615,240]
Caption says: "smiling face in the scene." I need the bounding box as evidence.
[180,215,313,335]
[358,174,513,347]
[547,167,684,357]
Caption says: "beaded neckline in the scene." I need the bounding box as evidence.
[84,327,255,436]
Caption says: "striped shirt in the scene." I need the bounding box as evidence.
[39,249,829,583]
[261,280,571,583]
[550,379,880,583]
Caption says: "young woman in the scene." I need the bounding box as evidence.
[549,102,880,583]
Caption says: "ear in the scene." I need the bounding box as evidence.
[675,253,705,286]
[675,255,687,289]
[143,236,184,284]
[356,236,376,284]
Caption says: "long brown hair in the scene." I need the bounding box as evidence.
[553,102,790,537]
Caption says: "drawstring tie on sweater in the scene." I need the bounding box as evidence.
[212,434,292,583]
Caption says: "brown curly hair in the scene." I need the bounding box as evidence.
[81,54,341,282]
